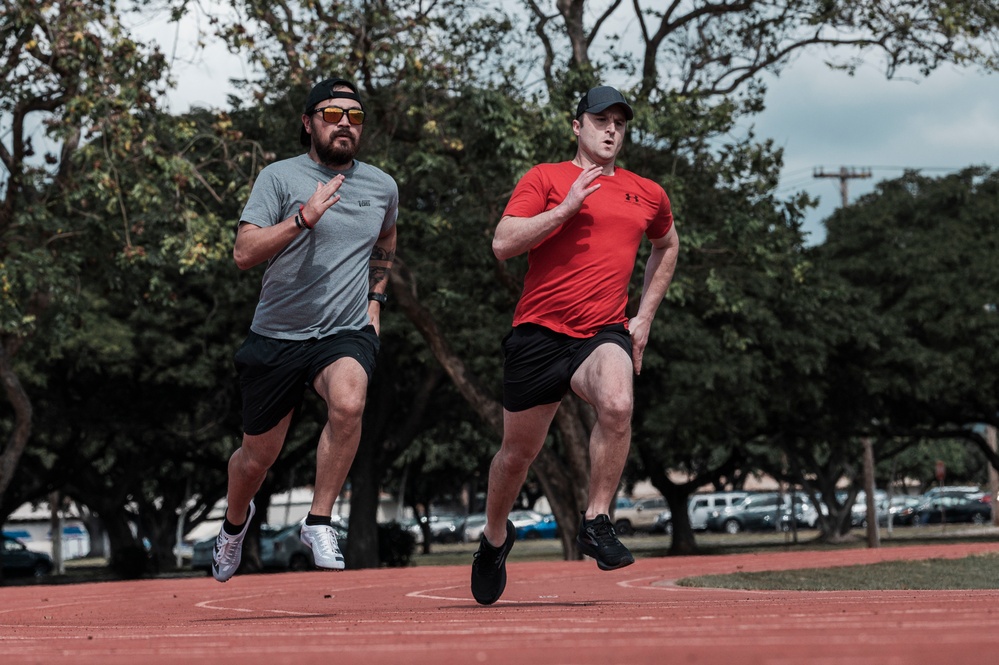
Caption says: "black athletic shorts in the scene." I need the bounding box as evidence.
[234,327,380,435]
[501,322,632,412]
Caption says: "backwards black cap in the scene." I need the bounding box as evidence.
[300,78,364,146]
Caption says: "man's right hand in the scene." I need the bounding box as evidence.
[560,164,602,216]
[302,174,346,227]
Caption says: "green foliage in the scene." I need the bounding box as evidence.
[765,168,999,537]
[1,0,168,338]
[889,436,990,490]
[815,168,999,432]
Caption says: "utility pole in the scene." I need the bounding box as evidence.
[813,167,872,207]
[862,437,879,549]
[987,425,998,526]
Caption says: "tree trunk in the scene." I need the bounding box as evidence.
[103,513,155,579]
[346,430,381,569]
[0,339,33,516]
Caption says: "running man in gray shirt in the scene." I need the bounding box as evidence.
[211,77,398,582]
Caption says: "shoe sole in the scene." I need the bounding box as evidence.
[576,539,635,571]
[471,520,516,605]
[313,563,346,571]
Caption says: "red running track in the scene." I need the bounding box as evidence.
[2,541,999,665]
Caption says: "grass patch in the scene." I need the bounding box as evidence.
[676,552,999,591]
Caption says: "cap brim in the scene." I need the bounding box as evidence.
[587,101,634,120]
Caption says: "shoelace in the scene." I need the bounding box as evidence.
[214,533,240,566]
[585,520,619,547]
[310,526,340,558]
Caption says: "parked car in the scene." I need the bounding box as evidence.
[516,514,559,539]
[791,493,821,528]
[886,495,923,526]
[422,514,466,543]
[613,496,668,535]
[398,513,468,544]
[652,509,673,534]
[913,491,992,525]
[849,490,889,527]
[461,513,487,543]
[2,534,54,577]
[921,486,981,500]
[706,492,815,534]
[509,509,546,531]
[191,521,348,574]
[687,492,751,531]
[258,522,334,571]
[397,517,425,545]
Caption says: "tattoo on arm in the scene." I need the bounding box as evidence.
[369,246,394,288]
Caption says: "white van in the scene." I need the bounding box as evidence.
[687,492,750,530]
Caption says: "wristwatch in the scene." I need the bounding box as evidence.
[368,292,388,306]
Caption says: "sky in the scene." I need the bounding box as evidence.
[750,56,999,244]
[143,9,999,246]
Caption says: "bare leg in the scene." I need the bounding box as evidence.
[481,402,561,546]
[570,343,634,520]
[225,410,294,524]
[309,357,370,516]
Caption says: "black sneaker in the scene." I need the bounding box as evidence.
[576,512,635,571]
[470,519,516,605]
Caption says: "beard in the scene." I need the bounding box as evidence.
[314,131,358,169]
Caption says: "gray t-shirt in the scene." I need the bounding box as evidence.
[240,154,398,339]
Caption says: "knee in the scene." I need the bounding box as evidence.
[494,442,538,475]
[598,395,633,430]
[328,393,366,425]
[232,445,277,479]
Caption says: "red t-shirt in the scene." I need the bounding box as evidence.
[502,161,674,337]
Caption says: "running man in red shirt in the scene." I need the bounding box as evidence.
[471,86,680,605]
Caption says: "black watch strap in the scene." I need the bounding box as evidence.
[368,292,388,305]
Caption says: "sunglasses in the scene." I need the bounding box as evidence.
[311,106,365,125]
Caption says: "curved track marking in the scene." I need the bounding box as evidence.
[195,592,320,616]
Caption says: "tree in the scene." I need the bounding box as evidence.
[7,98,289,572]
[742,168,999,541]
[813,168,999,472]
[1,0,170,524]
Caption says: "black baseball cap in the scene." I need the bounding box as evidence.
[575,86,634,121]
[300,78,364,146]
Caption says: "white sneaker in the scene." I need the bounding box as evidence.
[300,522,346,570]
[212,500,256,583]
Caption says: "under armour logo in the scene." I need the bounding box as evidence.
[358,200,371,207]
[624,193,641,203]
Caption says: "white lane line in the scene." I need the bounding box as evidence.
[195,593,320,616]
